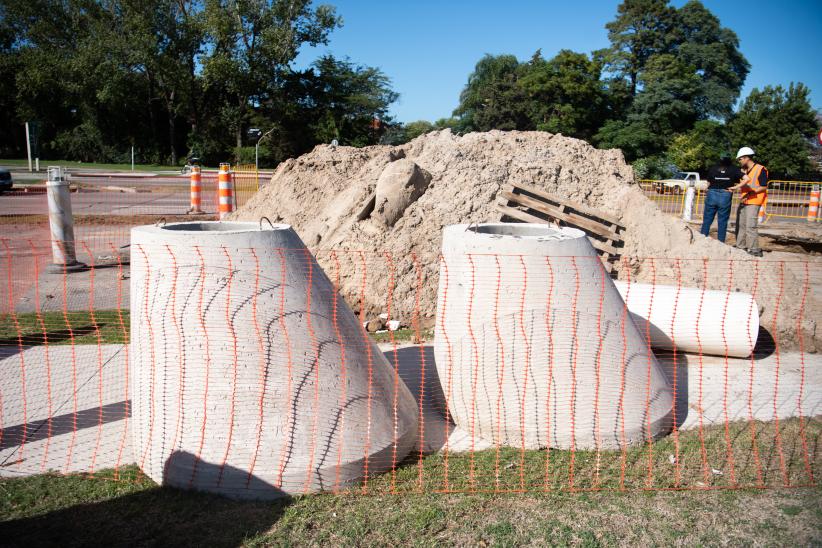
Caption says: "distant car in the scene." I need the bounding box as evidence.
[654,171,707,194]
[0,168,12,192]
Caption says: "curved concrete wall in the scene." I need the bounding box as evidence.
[614,281,759,358]
[434,223,673,450]
[130,222,417,498]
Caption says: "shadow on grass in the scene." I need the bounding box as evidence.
[0,455,292,547]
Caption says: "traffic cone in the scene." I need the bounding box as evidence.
[218,163,235,220]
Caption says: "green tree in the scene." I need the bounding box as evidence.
[453,54,529,132]
[200,0,340,152]
[404,120,436,141]
[676,1,749,119]
[666,120,730,172]
[728,83,818,176]
[517,49,608,139]
[302,55,398,147]
[603,0,678,96]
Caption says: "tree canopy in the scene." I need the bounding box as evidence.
[0,0,398,166]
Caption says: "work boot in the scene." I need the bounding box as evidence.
[748,249,763,257]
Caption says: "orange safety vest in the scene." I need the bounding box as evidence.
[741,163,768,206]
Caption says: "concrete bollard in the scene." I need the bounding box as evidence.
[186,165,204,215]
[217,163,235,220]
[434,223,673,451]
[682,183,696,222]
[130,221,418,499]
[808,185,820,223]
[46,166,85,273]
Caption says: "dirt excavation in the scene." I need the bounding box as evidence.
[231,129,821,352]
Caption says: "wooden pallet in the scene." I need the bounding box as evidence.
[497,182,625,272]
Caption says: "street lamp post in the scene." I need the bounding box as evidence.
[248,127,275,171]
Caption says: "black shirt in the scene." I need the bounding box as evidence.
[706,163,742,190]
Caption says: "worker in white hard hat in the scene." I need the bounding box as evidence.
[728,147,768,257]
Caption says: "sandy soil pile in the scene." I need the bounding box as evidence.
[232,129,820,351]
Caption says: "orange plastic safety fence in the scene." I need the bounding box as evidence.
[0,241,819,498]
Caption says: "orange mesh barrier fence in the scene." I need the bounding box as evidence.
[641,179,822,223]
[1,241,819,496]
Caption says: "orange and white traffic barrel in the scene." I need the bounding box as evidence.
[807,185,820,223]
[217,163,235,220]
[187,165,204,214]
[757,198,767,225]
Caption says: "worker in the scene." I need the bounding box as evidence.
[699,155,741,243]
[728,147,768,257]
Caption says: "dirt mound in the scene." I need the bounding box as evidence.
[232,129,820,351]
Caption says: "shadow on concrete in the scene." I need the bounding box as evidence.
[0,325,103,347]
[752,326,776,359]
[0,453,291,547]
[0,401,130,451]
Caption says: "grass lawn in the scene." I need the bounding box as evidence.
[0,159,182,172]
[0,311,432,346]
[0,416,820,545]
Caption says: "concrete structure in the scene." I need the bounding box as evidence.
[614,281,759,358]
[46,166,85,273]
[434,223,673,450]
[130,221,418,498]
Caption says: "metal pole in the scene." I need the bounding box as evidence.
[35,158,40,172]
[255,142,259,171]
[46,166,85,273]
[25,122,32,172]
[131,146,135,171]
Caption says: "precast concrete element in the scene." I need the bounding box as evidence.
[130,221,418,499]
[614,281,759,358]
[434,223,673,450]
[46,166,85,273]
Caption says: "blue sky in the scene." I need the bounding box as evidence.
[295,0,822,123]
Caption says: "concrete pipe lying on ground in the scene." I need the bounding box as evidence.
[434,223,673,450]
[130,221,418,499]
[614,281,759,358]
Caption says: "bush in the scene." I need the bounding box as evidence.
[632,155,677,180]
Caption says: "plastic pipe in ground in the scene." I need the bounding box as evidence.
[434,223,673,451]
[130,221,418,499]
[613,281,759,358]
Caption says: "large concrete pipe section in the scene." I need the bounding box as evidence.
[434,223,673,450]
[130,221,418,499]
[614,281,759,358]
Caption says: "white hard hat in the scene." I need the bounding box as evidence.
[736,146,755,159]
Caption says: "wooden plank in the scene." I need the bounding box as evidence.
[496,203,620,255]
[509,181,624,228]
[501,191,622,242]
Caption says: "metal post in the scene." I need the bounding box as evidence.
[35,158,40,172]
[46,167,85,273]
[682,183,696,222]
[25,122,32,172]
[255,142,259,171]
[131,146,135,171]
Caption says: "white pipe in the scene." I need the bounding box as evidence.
[614,281,759,358]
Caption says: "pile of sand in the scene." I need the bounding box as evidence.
[231,129,820,351]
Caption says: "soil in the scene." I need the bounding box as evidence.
[231,129,821,351]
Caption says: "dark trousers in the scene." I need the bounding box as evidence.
[700,188,732,242]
